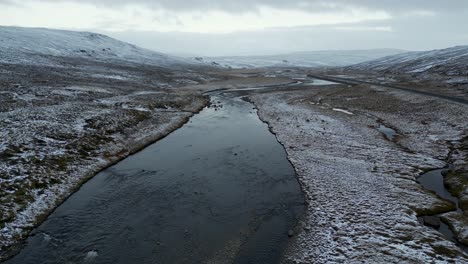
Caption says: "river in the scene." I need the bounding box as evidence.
[7,92,305,264]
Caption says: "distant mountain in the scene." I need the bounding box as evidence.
[0,26,194,67]
[195,49,406,69]
[349,46,468,79]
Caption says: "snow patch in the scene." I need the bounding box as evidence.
[65,86,112,94]
[332,108,354,115]
[91,74,129,80]
[84,250,99,262]
[409,64,434,73]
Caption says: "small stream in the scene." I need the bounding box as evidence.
[418,169,460,211]
[7,93,305,264]
[417,169,467,251]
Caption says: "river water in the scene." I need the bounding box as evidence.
[7,93,305,264]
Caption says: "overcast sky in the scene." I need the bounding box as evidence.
[1,0,467,56]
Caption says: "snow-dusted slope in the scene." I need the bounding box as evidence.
[0,26,191,67]
[350,46,468,77]
[198,49,405,69]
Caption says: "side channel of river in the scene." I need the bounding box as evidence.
[7,92,305,264]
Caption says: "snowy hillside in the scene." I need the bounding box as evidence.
[0,26,192,67]
[197,49,405,69]
[350,46,468,78]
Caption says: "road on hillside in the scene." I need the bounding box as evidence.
[307,74,468,106]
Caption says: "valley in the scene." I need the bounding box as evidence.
[1,26,468,263]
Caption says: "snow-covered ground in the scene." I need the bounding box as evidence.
[249,81,468,262]
[349,45,468,77]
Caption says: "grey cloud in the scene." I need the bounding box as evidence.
[102,9,468,57]
[3,0,466,56]
[0,0,23,6]
[28,0,468,13]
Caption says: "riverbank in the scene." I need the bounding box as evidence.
[248,81,468,262]
[0,89,208,260]
[0,67,294,260]
[0,51,220,258]
[5,92,304,264]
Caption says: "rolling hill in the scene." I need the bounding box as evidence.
[0,26,193,67]
[349,46,468,83]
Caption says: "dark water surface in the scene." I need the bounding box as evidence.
[7,94,304,264]
[418,169,460,210]
[417,169,468,252]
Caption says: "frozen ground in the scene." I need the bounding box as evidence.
[248,79,468,262]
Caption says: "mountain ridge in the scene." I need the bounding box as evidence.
[0,26,194,67]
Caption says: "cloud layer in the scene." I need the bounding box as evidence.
[0,0,467,55]
[17,0,465,14]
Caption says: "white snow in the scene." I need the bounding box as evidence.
[132,91,165,96]
[64,86,112,94]
[90,74,129,80]
[351,45,468,77]
[121,104,151,112]
[409,64,434,73]
[84,250,99,262]
[332,108,354,115]
[304,79,340,86]
[445,77,468,84]
[0,26,196,67]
